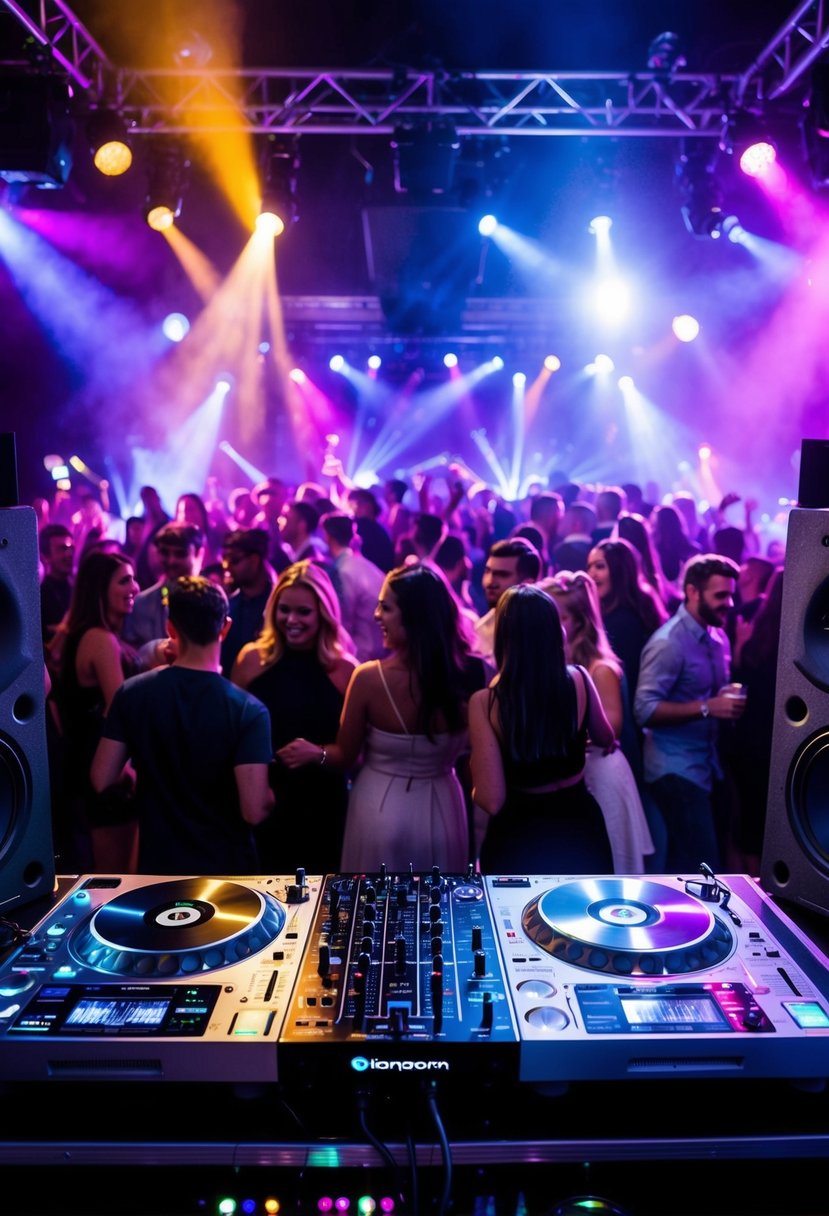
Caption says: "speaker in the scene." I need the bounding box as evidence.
[761,506,829,915]
[0,506,56,913]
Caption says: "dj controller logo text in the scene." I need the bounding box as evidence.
[350,1056,450,1072]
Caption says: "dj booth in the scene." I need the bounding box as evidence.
[2,867,829,1216]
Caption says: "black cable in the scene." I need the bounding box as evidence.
[406,1126,420,1216]
[425,1080,453,1216]
[356,1089,407,1210]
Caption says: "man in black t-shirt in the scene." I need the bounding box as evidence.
[92,576,274,875]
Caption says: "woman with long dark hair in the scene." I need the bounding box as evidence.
[586,537,668,705]
[279,561,488,872]
[49,550,140,872]
[545,571,654,873]
[469,583,615,874]
[231,560,357,875]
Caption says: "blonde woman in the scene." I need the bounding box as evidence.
[545,571,654,874]
[232,560,357,875]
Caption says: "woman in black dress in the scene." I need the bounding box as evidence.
[469,583,615,875]
[231,560,357,876]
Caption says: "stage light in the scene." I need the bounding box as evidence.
[0,73,73,188]
[478,213,497,236]
[391,121,459,195]
[803,62,829,189]
[173,29,212,67]
[259,136,300,233]
[367,354,382,370]
[676,143,730,239]
[289,367,306,383]
[443,352,458,368]
[720,110,777,178]
[544,354,561,372]
[588,214,612,235]
[490,355,504,370]
[646,31,686,75]
[513,371,526,387]
[256,207,284,237]
[144,142,188,231]
[618,375,634,391]
[593,276,631,323]
[87,108,132,177]
[162,312,190,342]
[672,314,700,342]
[455,135,511,208]
[329,354,345,372]
[593,353,615,374]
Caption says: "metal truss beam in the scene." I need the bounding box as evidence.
[737,0,829,102]
[3,0,825,139]
[88,66,745,138]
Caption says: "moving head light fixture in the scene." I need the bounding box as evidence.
[0,72,74,188]
[144,140,189,231]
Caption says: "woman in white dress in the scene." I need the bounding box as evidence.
[544,572,654,874]
[278,560,488,873]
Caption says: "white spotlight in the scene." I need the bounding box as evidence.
[544,355,561,372]
[479,214,498,237]
[593,277,631,323]
[443,352,458,368]
[593,353,615,375]
[367,354,382,370]
[512,372,526,387]
[289,368,306,383]
[588,214,613,235]
[329,354,345,372]
[490,355,504,370]
[162,312,190,342]
[672,315,700,343]
[618,375,635,391]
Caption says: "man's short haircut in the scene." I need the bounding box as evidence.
[348,487,381,517]
[321,511,355,548]
[682,553,741,596]
[154,521,204,552]
[414,512,445,550]
[386,478,409,503]
[566,500,598,531]
[222,527,269,559]
[167,576,229,645]
[288,500,320,533]
[488,536,542,582]
[529,491,563,524]
[434,533,468,571]
[595,487,624,519]
[38,522,72,558]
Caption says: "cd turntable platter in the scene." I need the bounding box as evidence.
[70,878,286,978]
[522,877,733,977]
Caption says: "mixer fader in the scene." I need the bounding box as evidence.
[278,866,519,1085]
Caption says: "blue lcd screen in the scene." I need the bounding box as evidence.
[783,1001,829,1030]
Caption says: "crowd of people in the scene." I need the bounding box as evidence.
[33,464,786,881]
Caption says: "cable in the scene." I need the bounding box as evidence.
[406,1127,420,1216]
[425,1080,453,1216]
[356,1089,407,1210]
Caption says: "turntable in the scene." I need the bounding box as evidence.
[484,873,829,1082]
[0,872,322,1082]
